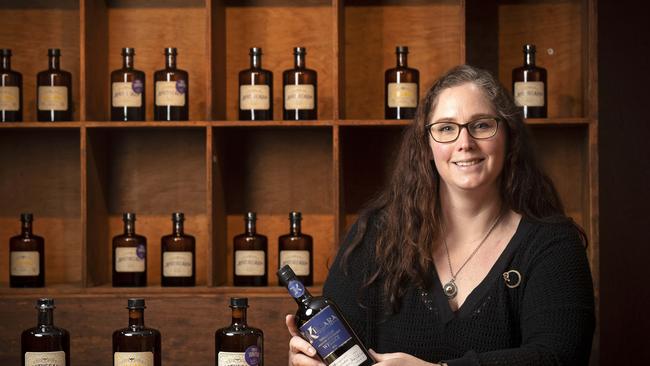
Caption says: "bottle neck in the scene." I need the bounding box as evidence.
[128,309,145,328]
[173,220,184,236]
[292,287,313,307]
[524,51,536,66]
[294,53,305,69]
[397,52,408,67]
[1,56,10,70]
[231,307,248,326]
[251,54,262,69]
[124,220,135,235]
[245,219,256,236]
[49,55,60,70]
[37,309,54,327]
[166,54,177,69]
[290,220,301,236]
[21,221,33,237]
[123,55,134,69]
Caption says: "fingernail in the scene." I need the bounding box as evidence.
[308,347,316,356]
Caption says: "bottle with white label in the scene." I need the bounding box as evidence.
[283,47,317,120]
[161,212,195,287]
[239,47,273,121]
[512,44,547,118]
[385,46,419,120]
[10,213,45,288]
[111,48,145,121]
[112,213,147,287]
[215,297,264,366]
[113,298,161,366]
[37,48,72,122]
[278,266,374,366]
[154,47,189,121]
[0,48,22,122]
[233,212,268,286]
[278,211,313,286]
[21,298,70,366]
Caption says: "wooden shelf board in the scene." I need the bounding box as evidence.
[525,117,591,126]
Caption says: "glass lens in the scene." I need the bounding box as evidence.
[430,123,459,142]
[468,118,498,139]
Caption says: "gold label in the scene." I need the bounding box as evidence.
[162,251,193,277]
[114,351,153,366]
[240,85,270,110]
[112,82,142,107]
[387,82,417,108]
[0,86,20,111]
[280,250,310,276]
[155,81,185,107]
[235,250,265,276]
[11,251,39,276]
[217,351,247,366]
[514,81,544,107]
[284,84,314,110]
[38,86,68,111]
[25,351,66,366]
[115,247,145,272]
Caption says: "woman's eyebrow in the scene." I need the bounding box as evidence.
[432,113,493,124]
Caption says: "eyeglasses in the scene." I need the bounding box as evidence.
[425,117,501,143]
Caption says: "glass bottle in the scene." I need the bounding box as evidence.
[278,211,313,286]
[113,298,161,366]
[111,47,145,121]
[384,46,419,120]
[233,212,268,286]
[161,212,195,287]
[10,213,45,288]
[239,47,273,121]
[215,297,264,366]
[154,47,189,121]
[0,48,23,122]
[37,48,72,122]
[277,266,374,366]
[283,47,317,120]
[21,298,70,366]
[512,44,548,118]
[112,213,147,287]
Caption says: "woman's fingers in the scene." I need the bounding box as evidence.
[289,335,317,357]
[285,314,301,337]
[289,353,326,366]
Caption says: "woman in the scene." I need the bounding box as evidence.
[286,65,595,365]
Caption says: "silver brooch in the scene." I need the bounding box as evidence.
[503,269,522,288]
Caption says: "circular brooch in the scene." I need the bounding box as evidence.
[502,269,522,289]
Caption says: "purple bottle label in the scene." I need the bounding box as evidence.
[132,79,144,94]
[176,79,187,94]
[288,280,305,298]
[299,305,353,359]
[244,345,261,366]
[136,244,146,259]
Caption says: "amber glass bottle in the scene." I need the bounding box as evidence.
[0,48,22,122]
[512,44,547,118]
[161,212,195,287]
[112,213,147,287]
[37,49,72,122]
[215,297,263,366]
[111,47,145,121]
[233,212,268,286]
[278,211,313,286]
[239,47,273,121]
[154,47,189,121]
[385,46,419,120]
[10,213,45,288]
[283,47,317,120]
[113,298,161,366]
[21,298,70,366]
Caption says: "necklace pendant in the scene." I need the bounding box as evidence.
[443,279,458,300]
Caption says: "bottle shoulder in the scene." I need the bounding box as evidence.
[114,326,160,337]
[23,325,70,337]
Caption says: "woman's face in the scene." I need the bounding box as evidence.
[428,82,506,194]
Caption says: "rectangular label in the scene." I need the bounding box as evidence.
[330,345,368,366]
[387,82,417,108]
[112,82,142,107]
[114,351,153,366]
[25,351,66,366]
[155,81,185,107]
[163,251,193,277]
[284,84,314,110]
[115,247,145,273]
[240,85,270,110]
[235,250,265,276]
[217,351,246,366]
[0,86,20,111]
[514,81,544,107]
[11,251,39,276]
[280,250,310,276]
[38,86,68,111]
[299,305,353,360]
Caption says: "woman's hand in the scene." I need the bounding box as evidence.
[286,314,326,366]
[370,349,438,366]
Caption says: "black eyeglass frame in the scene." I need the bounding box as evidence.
[425,117,503,143]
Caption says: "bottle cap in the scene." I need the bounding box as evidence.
[277,264,297,285]
[122,47,135,56]
[172,212,184,222]
[293,47,306,55]
[523,44,536,53]
[48,49,61,56]
[20,213,33,222]
[123,212,136,221]
[396,46,409,53]
[230,297,249,308]
[127,298,146,309]
[164,47,178,55]
[289,211,302,221]
[250,47,263,55]
[245,211,256,221]
[36,298,55,310]
[0,49,11,56]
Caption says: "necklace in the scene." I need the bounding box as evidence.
[442,210,503,300]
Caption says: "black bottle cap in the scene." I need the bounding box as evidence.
[245,211,256,221]
[48,48,61,56]
[122,47,135,56]
[293,47,306,55]
[1,49,11,56]
[164,47,178,56]
[289,211,302,221]
[20,213,33,222]
[36,298,55,310]
[172,212,184,222]
[523,44,536,53]
[250,47,263,55]
[230,297,249,308]
[396,46,409,54]
[123,212,136,221]
[127,298,146,309]
[277,264,297,285]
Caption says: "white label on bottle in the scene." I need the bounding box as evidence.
[280,250,310,276]
[284,84,314,110]
[112,82,142,107]
[240,85,270,110]
[115,247,145,272]
[0,86,20,111]
[514,81,544,107]
[329,344,368,366]
[155,81,185,107]
[163,251,193,277]
[11,251,39,276]
[217,351,246,366]
[388,82,417,108]
[25,351,66,366]
[38,86,68,111]
[114,351,153,366]
[235,250,265,276]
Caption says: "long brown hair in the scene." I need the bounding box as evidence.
[341,64,582,313]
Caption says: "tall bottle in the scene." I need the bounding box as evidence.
[112,213,147,287]
[384,46,419,120]
[161,212,195,287]
[283,47,317,120]
[37,49,72,122]
[239,47,273,121]
[10,213,45,288]
[111,47,145,121]
[233,212,268,286]
[113,298,161,366]
[215,297,264,366]
[154,47,189,121]
[278,211,313,286]
[0,48,22,122]
[277,266,374,366]
[21,298,70,366]
[512,44,547,118]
